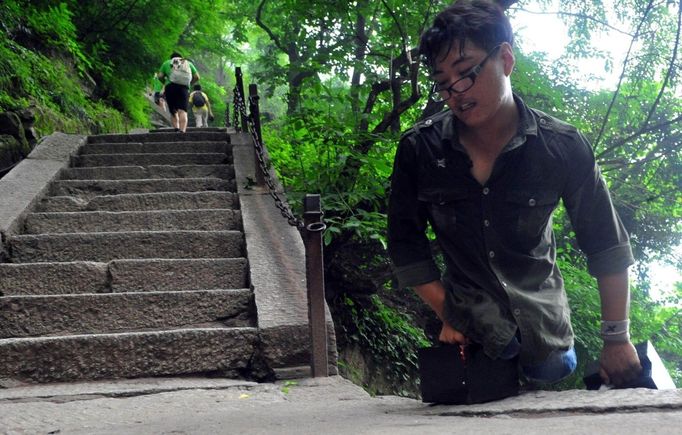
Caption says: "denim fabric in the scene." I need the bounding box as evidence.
[522,347,577,383]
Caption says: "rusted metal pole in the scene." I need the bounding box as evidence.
[303,194,328,377]
[248,84,265,186]
[248,84,263,145]
[235,67,248,131]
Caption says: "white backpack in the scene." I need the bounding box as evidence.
[169,57,192,86]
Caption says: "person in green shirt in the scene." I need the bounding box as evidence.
[157,52,200,132]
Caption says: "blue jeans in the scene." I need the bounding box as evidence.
[522,347,577,383]
[500,335,577,384]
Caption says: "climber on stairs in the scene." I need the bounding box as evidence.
[157,52,199,133]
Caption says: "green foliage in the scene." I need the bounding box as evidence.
[338,294,429,396]
[0,33,125,135]
[253,0,682,395]
[262,99,394,248]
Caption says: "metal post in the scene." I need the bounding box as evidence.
[235,67,248,131]
[303,194,328,377]
[225,104,231,128]
[248,84,263,145]
[248,84,265,186]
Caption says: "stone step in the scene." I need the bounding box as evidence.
[9,230,244,262]
[149,127,226,133]
[0,327,258,383]
[24,209,241,233]
[73,153,229,167]
[87,131,228,144]
[81,141,230,155]
[0,289,254,338]
[0,258,248,296]
[60,164,234,180]
[151,127,229,134]
[50,178,235,198]
[37,191,238,212]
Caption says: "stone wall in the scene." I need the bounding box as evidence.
[0,110,38,178]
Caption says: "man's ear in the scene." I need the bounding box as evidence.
[500,42,515,76]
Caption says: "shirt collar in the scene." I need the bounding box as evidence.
[442,93,538,152]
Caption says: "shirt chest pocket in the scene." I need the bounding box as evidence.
[504,190,559,240]
[418,189,469,233]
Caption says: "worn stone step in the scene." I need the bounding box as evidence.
[81,141,230,155]
[9,230,244,262]
[150,127,229,134]
[0,289,254,338]
[60,164,234,180]
[0,258,248,296]
[24,209,241,233]
[107,258,249,292]
[50,178,235,198]
[37,191,238,212]
[0,327,258,383]
[73,153,229,167]
[87,131,228,144]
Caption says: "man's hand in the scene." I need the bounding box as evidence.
[439,322,468,344]
[599,341,642,387]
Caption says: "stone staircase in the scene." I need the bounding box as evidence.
[0,128,335,385]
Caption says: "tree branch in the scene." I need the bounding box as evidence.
[593,0,655,152]
[641,0,681,127]
[255,0,287,54]
[596,114,682,161]
[380,0,408,53]
[510,7,635,37]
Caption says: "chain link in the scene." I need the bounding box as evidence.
[233,89,304,229]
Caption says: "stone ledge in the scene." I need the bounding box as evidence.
[27,132,86,161]
[1,132,85,259]
[231,132,338,373]
[417,387,682,416]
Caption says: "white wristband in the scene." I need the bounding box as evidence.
[600,320,630,343]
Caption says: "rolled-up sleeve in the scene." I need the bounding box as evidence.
[387,136,441,288]
[562,133,635,276]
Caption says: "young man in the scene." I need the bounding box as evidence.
[387,0,642,386]
[157,52,200,132]
[189,84,214,128]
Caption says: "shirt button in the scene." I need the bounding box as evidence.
[488,251,495,258]
[539,118,547,125]
[513,308,521,316]
[482,187,490,195]
[501,281,507,287]
[528,198,536,206]
[484,219,490,227]
[425,119,433,126]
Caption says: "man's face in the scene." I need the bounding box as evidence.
[430,40,511,127]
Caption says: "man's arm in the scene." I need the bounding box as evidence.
[597,270,642,386]
[190,63,200,84]
[560,131,639,387]
[414,280,467,344]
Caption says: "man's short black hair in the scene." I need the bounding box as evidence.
[170,51,182,59]
[419,0,514,71]
[193,84,202,91]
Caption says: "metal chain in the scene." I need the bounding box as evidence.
[232,88,241,131]
[234,91,304,229]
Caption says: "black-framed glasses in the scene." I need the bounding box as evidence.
[429,44,502,102]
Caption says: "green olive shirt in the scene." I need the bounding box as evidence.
[387,95,634,365]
